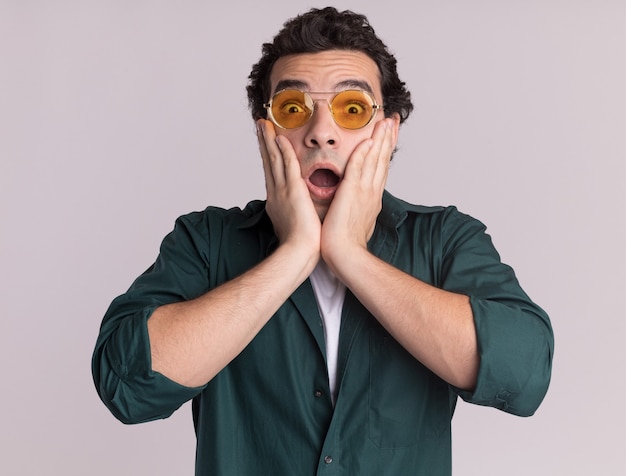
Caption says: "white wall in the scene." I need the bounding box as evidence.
[2,1,624,474]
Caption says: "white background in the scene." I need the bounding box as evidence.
[1,1,625,474]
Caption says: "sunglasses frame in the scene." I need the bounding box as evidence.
[263,89,383,130]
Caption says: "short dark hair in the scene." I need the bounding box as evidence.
[247,7,413,124]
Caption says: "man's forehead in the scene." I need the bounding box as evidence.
[269,50,382,95]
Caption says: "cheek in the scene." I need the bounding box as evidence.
[275,128,302,144]
[276,131,306,165]
[274,129,300,152]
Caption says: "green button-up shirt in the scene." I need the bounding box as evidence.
[92,191,553,476]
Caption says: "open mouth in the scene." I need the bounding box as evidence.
[309,168,340,188]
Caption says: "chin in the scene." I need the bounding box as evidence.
[315,206,329,222]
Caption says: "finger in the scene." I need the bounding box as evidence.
[365,119,389,180]
[259,120,287,189]
[257,120,275,192]
[343,136,373,182]
[376,116,400,187]
[372,120,395,188]
[359,119,391,184]
[275,134,301,184]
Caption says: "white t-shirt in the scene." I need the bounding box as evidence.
[309,260,346,406]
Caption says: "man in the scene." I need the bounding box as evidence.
[92,7,553,475]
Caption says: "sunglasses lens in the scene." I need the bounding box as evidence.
[270,90,312,129]
[331,90,375,129]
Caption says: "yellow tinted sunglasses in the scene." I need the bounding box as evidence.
[263,89,383,130]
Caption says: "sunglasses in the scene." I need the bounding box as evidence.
[263,89,383,130]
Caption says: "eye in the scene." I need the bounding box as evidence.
[333,91,373,119]
[344,102,367,115]
[280,101,307,115]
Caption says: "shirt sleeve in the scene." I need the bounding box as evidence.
[439,208,554,416]
[91,213,210,424]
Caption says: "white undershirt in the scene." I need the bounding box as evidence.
[309,260,346,405]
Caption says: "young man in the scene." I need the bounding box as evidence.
[92,7,553,475]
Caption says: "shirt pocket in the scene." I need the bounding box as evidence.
[368,329,450,449]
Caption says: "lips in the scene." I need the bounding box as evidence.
[305,166,342,202]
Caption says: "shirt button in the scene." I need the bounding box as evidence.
[324,455,333,464]
[314,390,323,398]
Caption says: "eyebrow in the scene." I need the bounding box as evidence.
[273,79,375,95]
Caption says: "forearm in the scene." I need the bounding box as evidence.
[148,242,318,388]
[325,245,479,390]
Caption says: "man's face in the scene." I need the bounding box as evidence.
[268,50,398,221]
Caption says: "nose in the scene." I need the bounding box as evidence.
[303,99,339,148]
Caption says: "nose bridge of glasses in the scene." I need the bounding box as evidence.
[302,93,337,125]
[306,92,334,113]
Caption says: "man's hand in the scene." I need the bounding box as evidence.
[257,119,321,266]
[321,117,398,271]
[257,115,398,273]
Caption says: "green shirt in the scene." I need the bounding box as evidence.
[92,191,553,476]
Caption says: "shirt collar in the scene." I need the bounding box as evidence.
[236,190,443,233]
[379,190,444,228]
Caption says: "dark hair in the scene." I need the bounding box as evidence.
[247,7,413,124]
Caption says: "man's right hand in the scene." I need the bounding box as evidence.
[257,119,321,268]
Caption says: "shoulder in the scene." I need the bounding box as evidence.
[179,199,265,223]
[173,199,268,232]
[157,200,271,256]
[382,190,485,231]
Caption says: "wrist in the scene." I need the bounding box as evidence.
[277,239,320,278]
[321,240,368,280]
